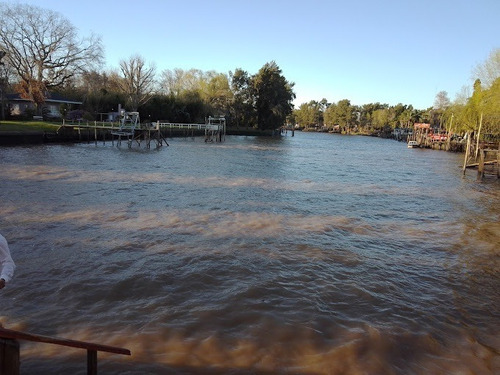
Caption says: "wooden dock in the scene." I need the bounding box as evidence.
[156,116,226,142]
[463,147,500,180]
[461,128,500,180]
[57,114,226,147]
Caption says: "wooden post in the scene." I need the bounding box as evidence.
[0,338,20,375]
[87,349,97,375]
[446,114,453,151]
[478,149,485,180]
[497,145,500,179]
[463,132,471,175]
[475,112,483,160]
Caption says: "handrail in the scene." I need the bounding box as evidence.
[0,327,130,375]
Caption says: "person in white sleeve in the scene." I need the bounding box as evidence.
[0,233,15,289]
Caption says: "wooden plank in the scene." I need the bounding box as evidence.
[465,160,498,168]
[0,328,130,356]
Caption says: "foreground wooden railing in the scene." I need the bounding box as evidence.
[0,327,131,375]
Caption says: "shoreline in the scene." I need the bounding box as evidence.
[0,127,278,145]
[0,127,471,153]
[0,131,46,145]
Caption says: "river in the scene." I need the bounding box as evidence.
[1,132,498,374]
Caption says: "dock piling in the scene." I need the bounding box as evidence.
[0,338,20,375]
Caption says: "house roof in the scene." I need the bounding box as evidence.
[6,92,82,105]
[414,123,431,129]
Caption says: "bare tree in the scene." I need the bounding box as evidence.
[159,68,217,96]
[0,3,103,111]
[0,50,8,120]
[118,54,156,111]
[473,48,500,88]
[433,90,451,110]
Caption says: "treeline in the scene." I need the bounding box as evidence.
[0,3,294,130]
[54,61,295,131]
[293,48,499,139]
[439,81,499,140]
[1,3,497,137]
[292,99,431,134]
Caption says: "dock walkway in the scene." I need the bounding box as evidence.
[58,115,226,146]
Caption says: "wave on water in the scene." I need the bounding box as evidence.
[1,135,499,374]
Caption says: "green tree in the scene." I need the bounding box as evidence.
[253,61,295,130]
[358,102,387,130]
[139,94,176,122]
[203,73,232,116]
[475,77,500,138]
[335,99,355,132]
[160,68,209,96]
[465,79,484,131]
[323,102,337,128]
[398,106,414,128]
[230,68,255,127]
[294,100,323,128]
[177,90,206,123]
[75,70,125,118]
[372,108,390,129]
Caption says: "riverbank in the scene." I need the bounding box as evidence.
[0,122,495,154]
[0,130,46,145]
[0,121,59,145]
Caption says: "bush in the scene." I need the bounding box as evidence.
[67,109,84,121]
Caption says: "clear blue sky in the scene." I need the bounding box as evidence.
[6,0,500,109]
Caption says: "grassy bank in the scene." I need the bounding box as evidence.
[0,120,61,132]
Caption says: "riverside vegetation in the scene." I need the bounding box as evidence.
[0,3,498,144]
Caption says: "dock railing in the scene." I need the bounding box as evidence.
[0,327,131,375]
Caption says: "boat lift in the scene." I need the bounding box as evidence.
[110,111,140,146]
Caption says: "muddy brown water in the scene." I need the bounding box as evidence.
[1,133,498,374]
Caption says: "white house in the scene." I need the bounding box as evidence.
[6,92,82,119]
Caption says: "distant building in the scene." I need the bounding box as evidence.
[5,92,82,119]
[414,123,431,130]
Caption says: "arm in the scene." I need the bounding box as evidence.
[0,234,16,288]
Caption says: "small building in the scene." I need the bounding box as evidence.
[5,92,82,120]
[414,123,431,131]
